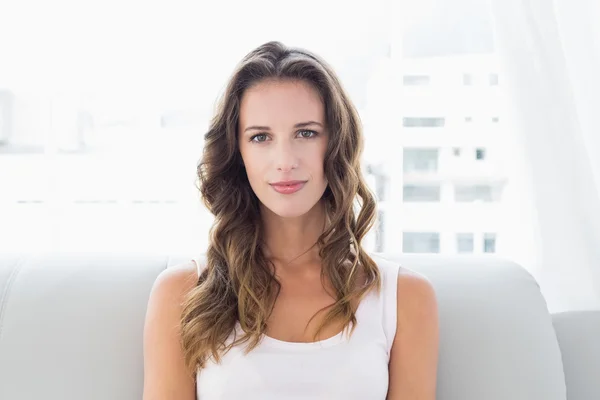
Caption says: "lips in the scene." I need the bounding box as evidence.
[269,180,307,194]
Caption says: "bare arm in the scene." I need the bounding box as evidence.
[143,261,199,400]
[387,268,440,400]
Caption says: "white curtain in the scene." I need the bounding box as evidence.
[490,0,600,312]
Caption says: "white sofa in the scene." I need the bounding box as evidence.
[0,252,598,399]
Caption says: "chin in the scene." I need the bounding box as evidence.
[260,196,317,219]
[268,204,313,219]
[256,187,328,219]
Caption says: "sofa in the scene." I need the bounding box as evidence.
[0,252,598,399]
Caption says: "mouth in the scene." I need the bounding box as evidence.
[269,180,307,195]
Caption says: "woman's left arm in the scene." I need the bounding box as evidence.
[387,269,440,400]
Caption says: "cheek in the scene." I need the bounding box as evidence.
[314,147,327,178]
[242,152,265,181]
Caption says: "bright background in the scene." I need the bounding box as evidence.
[1,0,599,312]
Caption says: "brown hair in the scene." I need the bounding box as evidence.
[180,41,381,374]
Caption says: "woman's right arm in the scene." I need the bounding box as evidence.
[143,261,199,400]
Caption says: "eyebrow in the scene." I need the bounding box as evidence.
[243,121,324,133]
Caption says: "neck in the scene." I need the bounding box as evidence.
[260,200,327,268]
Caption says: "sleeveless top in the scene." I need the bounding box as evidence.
[191,253,401,400]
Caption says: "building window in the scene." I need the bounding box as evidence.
[367,164,388,201]
[376,210,385,252]
[453,147,462,157]
[403,117,445,128]
[489,73,499,86]
[0,91,15,144]
[465,116,473,123]
[476,148,486,160]
[403,232,440,254]
[484,233,497,253]
[463,73,474,86]
[457,233,474,253]
[374,174,387,201]
[454,184,498,202]
[492,116,500,123]
[403,148,439,173]
[403,184,441,202]
[403,75,430,86]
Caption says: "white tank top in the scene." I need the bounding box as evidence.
[191,253,401,400]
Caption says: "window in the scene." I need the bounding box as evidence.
[403,232,440,253]
[476,148,486,160]
[492,116,500,123]
[484,233,497,253]
[374,174,387,201]
[403,184,441,202]
[403,75,430,86]
[454,184,497,202]
[403,117,445,128]
[489,73,499,86]
[457,233,474,253]
[0,1,518,259]
[367,163,388,201]
[463,73,474,85]
[403,148,439,173]
[375,210,385,252]
[160,109,203,128]
[0,91,14,144]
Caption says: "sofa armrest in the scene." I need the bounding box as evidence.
[552,310,600,400]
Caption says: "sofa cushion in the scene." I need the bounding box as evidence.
[0,253,165,400]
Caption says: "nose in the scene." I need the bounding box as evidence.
[274,140,299,172]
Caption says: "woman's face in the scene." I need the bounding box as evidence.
[238,79,329,218]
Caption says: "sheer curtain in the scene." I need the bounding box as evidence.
[490,0,600,312]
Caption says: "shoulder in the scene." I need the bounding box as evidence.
[396,266,435,299]
[149,260,200,307]
[368,253,437,318]
[387,265,439,398]
[144,260,200,339]
[395,266,438,336]
[143,260,200,397]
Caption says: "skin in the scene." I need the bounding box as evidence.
[238,78,330,267]
[142,78,439,400]
[237,78,342,342]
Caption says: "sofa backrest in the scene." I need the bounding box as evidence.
[0,253,566,399]
[382,254,566,400]
[552,310,600,400]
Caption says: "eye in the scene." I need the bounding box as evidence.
[250,133,269,143]
[298,130,318,139]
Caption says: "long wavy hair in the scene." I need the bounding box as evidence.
[180,41,381,374]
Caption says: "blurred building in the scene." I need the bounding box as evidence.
[363,0,507,255]
[396,54,507,255]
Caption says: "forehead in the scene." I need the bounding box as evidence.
[239,79,325,128]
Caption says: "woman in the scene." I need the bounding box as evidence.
[143,41,439,399]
